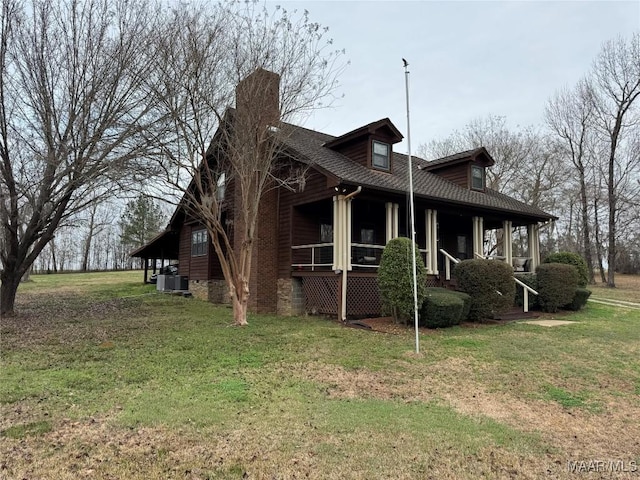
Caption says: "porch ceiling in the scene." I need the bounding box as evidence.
[129,229,180,260]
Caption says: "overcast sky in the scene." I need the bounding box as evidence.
[275,1,640,155]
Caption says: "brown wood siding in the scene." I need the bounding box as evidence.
[178,226,191,277]
[178,223,210,281]
[188,224,210,281]
[330,140,368,168]
[431,163,469,188]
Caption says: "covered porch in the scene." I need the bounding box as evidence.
[289,192,545,319]
[129,229,180,283]
[290,196,543,274]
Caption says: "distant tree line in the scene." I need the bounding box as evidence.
[30,195,166,274]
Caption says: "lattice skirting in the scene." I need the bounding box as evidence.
[346,276,382,318]
[300,274,382,318]
[301,275,339,315]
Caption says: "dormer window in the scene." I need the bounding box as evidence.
[471,165,485,190]
[372,141,390,171]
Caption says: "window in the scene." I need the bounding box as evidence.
[191,229,208,257]
[471,165,484,190]
[361,228,375,244]
[372,141,390,170]
[216,172,226,202]
[320,223,333,243]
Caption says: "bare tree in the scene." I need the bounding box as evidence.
[152,3,344,325]
[80,198,116,271]
[590,33,640,287]
[546,79,597,283]
[0,0,163,315]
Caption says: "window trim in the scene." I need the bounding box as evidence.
[191,229,208,257]
[372,140,390,171]
[471,165,485,191]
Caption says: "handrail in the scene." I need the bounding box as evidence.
[439,248,460,281]
[513,276,538,313]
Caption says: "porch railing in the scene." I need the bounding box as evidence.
[293,242,429,271]
[291,243,333,271]
[440,248,460,281]
[351,244,429,269]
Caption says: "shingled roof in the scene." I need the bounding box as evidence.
[279,123,556,222]
[420,146,495,170]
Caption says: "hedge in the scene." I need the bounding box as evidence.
[564,288,592,311]
[420,289,465,328]
[536,263,579,312]
[378,237,427,324]
[543,252,589,287]
[452,259,515,321]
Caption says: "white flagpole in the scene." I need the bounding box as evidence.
[403,58,420,354]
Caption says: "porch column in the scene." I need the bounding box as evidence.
[385,202,400,243]
[332,195,343,271]
[527,223,540,271]
[472,216,484,258]
[425,209,438,275]
[503,220,513,267]
[393,203,399,238]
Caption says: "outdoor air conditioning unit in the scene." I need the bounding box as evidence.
[156,274,173,292]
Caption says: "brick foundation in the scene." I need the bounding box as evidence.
[277,277,304,316]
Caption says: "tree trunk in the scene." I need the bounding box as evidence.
[231,280,249,326]
[577,167,595,284]
[606,134,618,288]
[0,272,21,316]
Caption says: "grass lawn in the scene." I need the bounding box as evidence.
[1,271,640,479]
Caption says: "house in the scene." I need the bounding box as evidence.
[133,69,557,320]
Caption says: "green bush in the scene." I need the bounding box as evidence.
[378,237,427,324]
[420,289,464,328]
[543,252,589,287]
[514,273,539,310]
[421,287,471,323]
[536,263,579,313]
[564,288,592,311]
[452,259,516,321]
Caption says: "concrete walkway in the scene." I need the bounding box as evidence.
[589,297,640,310]
[520,319,577,327]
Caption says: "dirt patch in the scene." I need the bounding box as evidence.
[1,294,145,349]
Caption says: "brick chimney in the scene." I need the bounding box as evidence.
[235,68,281,128]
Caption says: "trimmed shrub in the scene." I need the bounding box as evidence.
[452,259,516,321]
[514,272,539,310]
[564,288,592,311]
[543,252,589,287]
[378,237,427,324]
[536,263,579,313]
[420,289,464,328]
